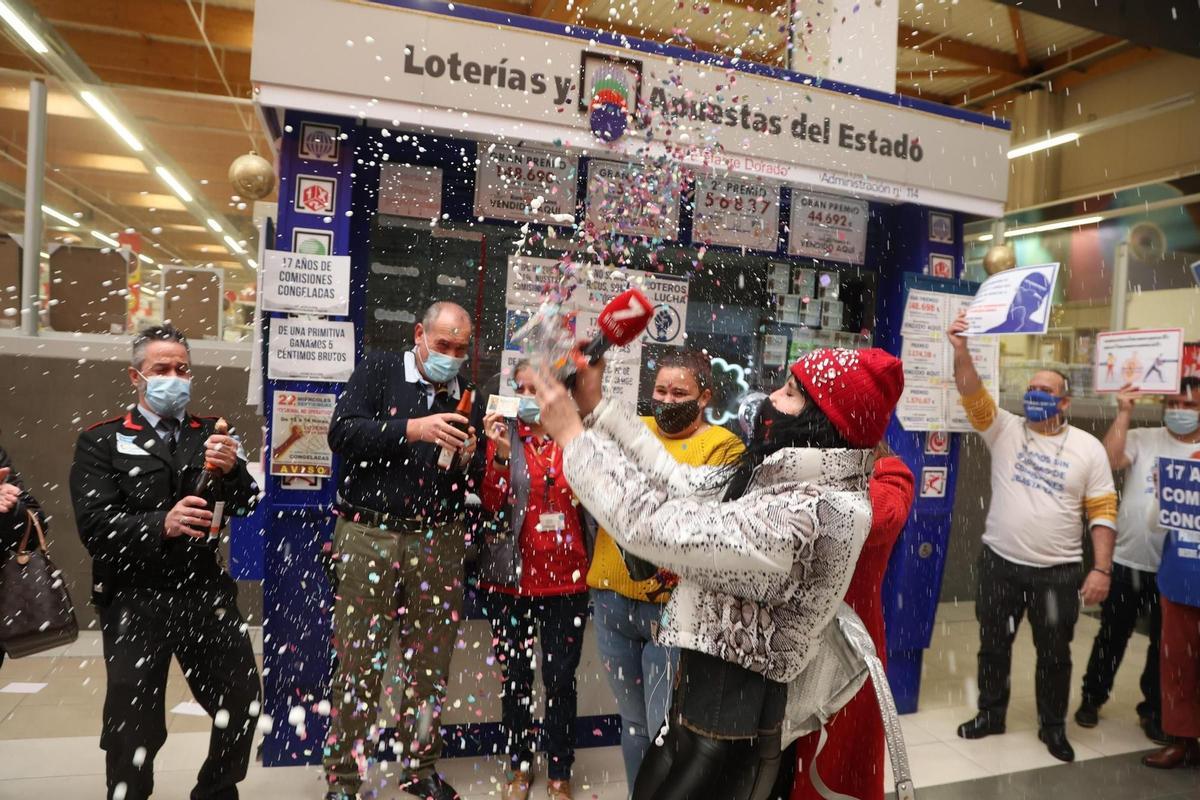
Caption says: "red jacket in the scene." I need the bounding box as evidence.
[790,455,915,800]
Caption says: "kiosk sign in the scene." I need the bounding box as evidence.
[787,190,868,264]
[692,174,780,251]
[270,391,336,476]
[268,318,355,382]
[585,160,680,240]
[261,249,350,315]
[474,145,578,224]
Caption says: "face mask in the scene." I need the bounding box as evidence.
[517,395,541,424]
[1023,390,1061,423]
[651,398,700,434]
[755,399,790,443]
[140,373,191,418]
[419,335,465,383]
[1164,408,1199,436]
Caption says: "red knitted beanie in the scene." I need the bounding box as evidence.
[789,347,905,448]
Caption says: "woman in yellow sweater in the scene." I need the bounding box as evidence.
[587,350,744,791]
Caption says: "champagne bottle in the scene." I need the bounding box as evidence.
[437,389,474,470]
[189,417,229,545]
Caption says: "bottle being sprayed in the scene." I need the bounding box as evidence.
[189,418,230,545]
[437,389,475,470]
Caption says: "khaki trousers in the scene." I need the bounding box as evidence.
[323,516,466,791]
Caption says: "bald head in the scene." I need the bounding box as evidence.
[414,301,472,364]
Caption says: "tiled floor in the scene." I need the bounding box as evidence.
[1,601,1194,799]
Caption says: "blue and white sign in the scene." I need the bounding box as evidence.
[963,263,1060,336]
[1156,456,1200,606]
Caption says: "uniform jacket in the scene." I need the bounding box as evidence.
[563,399,873,683]
[0,445,47,551]
[69,409,258,600]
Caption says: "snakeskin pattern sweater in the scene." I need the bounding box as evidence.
[564,399,873,683]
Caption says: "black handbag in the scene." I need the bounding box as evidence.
[0,510,79,658]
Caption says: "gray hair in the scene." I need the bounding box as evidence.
[422,301,472,332]
[132,323,189,369]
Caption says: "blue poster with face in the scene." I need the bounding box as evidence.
[963,263,1060,336]
[1156,456,1200,607]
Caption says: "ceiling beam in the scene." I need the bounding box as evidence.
[1007,7,1029,70]
[1047,46,1160,93]
[899,24,1024,76]
[899,67,993,80]
[1037,34,1124,72]
[960,35,1131,109]
[528,0,577,23]
[32,0,252,51]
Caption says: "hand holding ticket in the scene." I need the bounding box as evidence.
[486,394,521,418]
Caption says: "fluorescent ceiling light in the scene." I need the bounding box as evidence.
[91,230,120,248]
[977,234,994,242]
[1004,215,1104,238]
[223,235,246,254]
[39,250,49,258]
[138,254,154,265]
[206,218,223,233]
[246,258,258,270]
[0,1,48,54]
[80,91,144,153]
[1007,132,1080,159]
[155,166,193,203]
[42,204,80,227]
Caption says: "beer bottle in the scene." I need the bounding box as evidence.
[437,389,474,470]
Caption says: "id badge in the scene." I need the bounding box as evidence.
[537,512,566,532]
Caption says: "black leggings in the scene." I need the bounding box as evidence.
[631,722,783,800]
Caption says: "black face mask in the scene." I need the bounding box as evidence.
[651,398,701,434]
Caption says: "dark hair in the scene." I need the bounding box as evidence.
[718,387,852,502]
[132,324,189,369]
[1180,376,1200,395]
[655,350,712,393]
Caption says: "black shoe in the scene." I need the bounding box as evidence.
[957,713,1006,740]
[325,791,360,800]
[402,774,461,800]
[1140,716,1171,746]
[1074,702,1100,728]
[1039,727,1076,762]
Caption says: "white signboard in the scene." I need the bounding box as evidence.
[474,145,578,224]
[378,163,443,219]
[692,174,780,251]
[896,384,946,431]
[268,318,355,382]
[963,263,1060,336]
[900,335,946,385]
[505,255,569,312]
[788,190,868,264]
[901,289,950,338]
[585,160,680,241]
[261,249,350,315]
[270,391,336,476]
[1094,328,1185,394]
[253,0,1011,215]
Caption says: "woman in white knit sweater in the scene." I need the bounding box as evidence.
[534,347,904,800]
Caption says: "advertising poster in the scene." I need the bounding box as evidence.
[261,249,351,316]
[963,263,1060,336]
[267,318,355,382]
[901,335,946,385]
[1094,328,1184,394]
[692,174,780,251]
[1157,457,1200,569]
[787,190,868,265]
[378,163,444,219]
[474,145,578,224]
[585,160,681,241]
[270,391,336,476]
[900,289,950,337]
[896,384,946,431]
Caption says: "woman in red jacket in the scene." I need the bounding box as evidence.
[774,442,915,800]
[478,360,590,800]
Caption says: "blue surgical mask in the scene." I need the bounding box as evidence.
[517,395,541,424]
[1164,408,1199,436]
[140,373,191,418]
[418,335,465,384]
[1023,389,1061,423]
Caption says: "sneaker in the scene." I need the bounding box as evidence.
[1074,702,1099,728]
[956,713,1006,740]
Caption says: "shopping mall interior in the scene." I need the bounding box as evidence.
[0,0,1198,798]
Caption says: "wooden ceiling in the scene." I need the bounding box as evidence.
[0,0,1157,287]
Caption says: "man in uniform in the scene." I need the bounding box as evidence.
[70,324,262,800]
[323,301,480,800]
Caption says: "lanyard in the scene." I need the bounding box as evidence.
[525,437,559,511]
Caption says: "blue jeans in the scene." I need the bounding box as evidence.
[591,589,679,790]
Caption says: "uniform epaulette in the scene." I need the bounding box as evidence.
[85,416,124,432]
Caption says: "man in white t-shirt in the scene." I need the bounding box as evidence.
[1076,377,1200,743]
[947,313,1117,763]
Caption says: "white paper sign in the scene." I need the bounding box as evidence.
[1094,328,1185,394]
[692,174,780,251]
[788,190,868,264]
[261,249,350,315]
[901,335,946,385]
[505,255,568,312]
[640,273,689,347]
[963,263,1060,336]
[901,289,949,337]
[585,160,680,241]
[896,383,946,431]
[474,145,578,224]
[268,318,355,382]
[763,334,789,367]
[378,163,443,218]
[271,391,336,476]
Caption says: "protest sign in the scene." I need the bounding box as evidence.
[962,263,1060,335]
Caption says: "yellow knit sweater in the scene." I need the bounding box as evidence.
[585,417,745,602]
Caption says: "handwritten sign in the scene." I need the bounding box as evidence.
[379,163,443,219]
[261,249,350,315]
[268,318,355,382]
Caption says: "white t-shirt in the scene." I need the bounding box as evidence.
[1114,427,1200,572]
[974,402,1117,567]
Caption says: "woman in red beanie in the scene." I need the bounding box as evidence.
[533,347,905,800]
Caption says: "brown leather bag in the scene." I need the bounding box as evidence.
[0,510,79,658]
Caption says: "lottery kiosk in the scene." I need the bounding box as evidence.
[247,0,1011,765]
